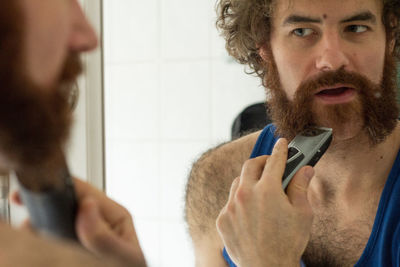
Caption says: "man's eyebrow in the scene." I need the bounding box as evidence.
[282,15,321,26]
[282,11,377,26]
[340,11,377,24]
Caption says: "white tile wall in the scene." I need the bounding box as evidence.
[104,0,158,63]
[161,0,210,59]
[160,61,211,140]
[134,219,162,267]
[104,0,265,266]
[105,63,159,140]
[106,142,160,219]
[210,3,229,59]
[160,220,195,267]
[211,60,265,141]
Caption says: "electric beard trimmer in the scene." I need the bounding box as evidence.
[16,150,78,241]
[282,127,333,190]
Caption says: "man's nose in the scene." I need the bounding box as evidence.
[315,32,350,72]
[69,0,98,52]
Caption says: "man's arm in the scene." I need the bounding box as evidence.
[184,131,260,266]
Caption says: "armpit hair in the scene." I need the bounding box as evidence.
[184,140,252,242]
[184,142,230,239]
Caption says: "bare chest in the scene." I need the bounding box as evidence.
[302,201,379,267]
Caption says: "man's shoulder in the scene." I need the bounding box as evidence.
[228,123,277,154]
[184,128,265,238]
[185,129,265,266]
[223,129,263,155]
[184,125,280,265]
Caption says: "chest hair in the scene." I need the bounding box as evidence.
[302,194,379,267]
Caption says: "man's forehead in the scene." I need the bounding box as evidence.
[271,0,383,24]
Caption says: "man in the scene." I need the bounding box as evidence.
[0,0,146,266]
[185,0,400,266]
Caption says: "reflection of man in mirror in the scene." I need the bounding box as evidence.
[0,1,145,266]
[185,0,400,266]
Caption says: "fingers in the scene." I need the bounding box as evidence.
[259,138,288,188]
[14,178,133,234]
[13,177,124,220]
[218,177,240,224]
[286,166,314,210]
[217,177,241,235]
[216,178,239,255]
[232,140,286,198]
[73,178,132,229]
[233,156,269,204]
[239,155,269,186]
[76,197,145,265]
[76,196,131,254]
[227,177,240,204]
[76,197,112,253]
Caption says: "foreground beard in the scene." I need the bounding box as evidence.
[265,53,399,145]
[0,3,82,169]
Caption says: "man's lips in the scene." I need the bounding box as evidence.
[315,85,355,94]
[314,85,356,104]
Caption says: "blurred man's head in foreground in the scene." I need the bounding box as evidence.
[0,0,98,169]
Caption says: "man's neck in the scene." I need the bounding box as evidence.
[309,122,400,207]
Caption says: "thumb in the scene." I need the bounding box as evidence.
[286,166,314,210]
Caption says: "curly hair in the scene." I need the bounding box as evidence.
[216,0,400,84]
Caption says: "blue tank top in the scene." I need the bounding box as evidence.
[223,124,400,266]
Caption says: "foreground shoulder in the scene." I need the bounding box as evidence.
[212,130,261,160]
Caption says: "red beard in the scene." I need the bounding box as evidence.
[0,2,82,169]
[265,51,399,145]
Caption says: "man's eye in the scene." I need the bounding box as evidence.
[346,25,368,33]
[292,28,314,37]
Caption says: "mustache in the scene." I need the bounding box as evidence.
[60,52,83,84]
[58,53,83,110]
[294,67,378,102]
